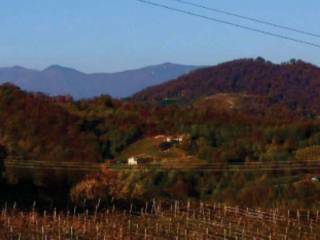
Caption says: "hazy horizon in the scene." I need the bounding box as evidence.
[1,56,319,75]
[1,0,319,72]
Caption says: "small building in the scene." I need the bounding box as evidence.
[154,134,187,144]
[128,157,138,165]
[167,135,185,143]
[128,155,153,165]
[175,135,185,143]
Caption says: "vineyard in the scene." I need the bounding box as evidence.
[1,200,320,239]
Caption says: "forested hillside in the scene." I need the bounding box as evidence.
[0,84,101,163]
[1,73,320,207]
[133,58,320,115]
[69,93,320,207]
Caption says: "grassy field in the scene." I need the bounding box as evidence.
[1,200,320,239]
[118,137,205,168]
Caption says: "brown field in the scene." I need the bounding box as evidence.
[1,200,319,240]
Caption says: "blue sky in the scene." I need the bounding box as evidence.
[0,0,319,72]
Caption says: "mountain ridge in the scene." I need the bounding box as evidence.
[0,63,200,99]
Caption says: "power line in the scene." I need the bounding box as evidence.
[5,159,320,173]
[7,166,320,172]
[170,0,320,38]
[135,0,320,49]
[6,159,320,167]
[6,164,320,172]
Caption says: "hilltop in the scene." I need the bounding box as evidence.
[132,58,320,114]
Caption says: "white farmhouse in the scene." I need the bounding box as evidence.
[176,135,185,143]
[128,157,138,165]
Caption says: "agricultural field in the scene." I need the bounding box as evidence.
[1,200,319,239]
[117,136,204,168]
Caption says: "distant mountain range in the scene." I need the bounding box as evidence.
[0,63,200,99]
[132,58,320,114]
